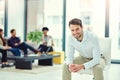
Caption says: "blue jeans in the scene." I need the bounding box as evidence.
[15,42,37,55]
[0,48,20,62]
[8,48,21,56]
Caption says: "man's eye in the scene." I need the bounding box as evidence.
[76,28,79,31]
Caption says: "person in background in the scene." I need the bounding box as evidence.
[38,27,54,53]
[7,29,41,56]
[0,28,20,68]
[62,18,105,80]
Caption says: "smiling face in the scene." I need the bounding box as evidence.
[69,24,83,39]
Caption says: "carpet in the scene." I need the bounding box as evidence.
[0,63,62,74]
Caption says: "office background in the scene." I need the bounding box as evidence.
[0,0,120,63]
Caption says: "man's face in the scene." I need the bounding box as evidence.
[12,31,16,36]
[69,24,83,39]
[43,30,48,36]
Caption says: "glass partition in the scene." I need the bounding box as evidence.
[7,0,25,41]
[0,0,5,30]
[66,0,105,38]
[109,0,120,60]
[27,0,63,51]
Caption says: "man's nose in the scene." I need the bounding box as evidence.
[73,31,77,34]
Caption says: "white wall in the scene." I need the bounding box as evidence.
[27,0,44,33]
[109,0,120,59]
[7,0,25,41]
[91,0,105,37]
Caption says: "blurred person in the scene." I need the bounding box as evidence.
[38,27,54,53]
[7,29,41,56]
[0,28,20,68]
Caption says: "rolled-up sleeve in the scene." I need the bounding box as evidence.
[83,36,100,69]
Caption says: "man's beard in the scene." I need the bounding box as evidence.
[73,34,80,39]
[74,32,83,41]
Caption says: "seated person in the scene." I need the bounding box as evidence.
[38,27,54,53]
[7,29,41,56]
[0,28,20,68]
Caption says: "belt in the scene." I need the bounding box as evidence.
[86,57,93,60]
[85,54,104,60]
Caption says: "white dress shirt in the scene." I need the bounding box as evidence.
[66,30,101,69]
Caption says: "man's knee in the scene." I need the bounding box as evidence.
[93,64,103,72]
[22,42,27,46]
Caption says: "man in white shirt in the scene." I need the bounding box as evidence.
[62,18,105,80]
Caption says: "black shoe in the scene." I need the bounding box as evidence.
[1,64,6,68]
[5,64,14,67]
[41,53,48,56]
[32,60,34,63]
[24,54,28,57]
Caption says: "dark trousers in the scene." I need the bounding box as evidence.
[15,42,37,55]
[0,49,7,62]
[0,48,20,62]
[8,48,21,56]
[38,44,53,53]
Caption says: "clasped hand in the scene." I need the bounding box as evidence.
[68,64,85,72]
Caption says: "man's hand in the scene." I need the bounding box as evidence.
[7,46,12,49]
[14,43,19,46]
[43,42,47,45]
[3,46,11,50]
[68,64,85,72]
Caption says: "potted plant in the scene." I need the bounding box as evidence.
[26,30,43,44]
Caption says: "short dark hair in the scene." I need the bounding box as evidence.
[0,28,3,33]
[42,27,49,31]
[10,29,15,33]
[69,18,83,27]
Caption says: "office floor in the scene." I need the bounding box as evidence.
[0,64,120,80]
